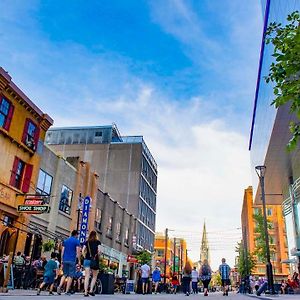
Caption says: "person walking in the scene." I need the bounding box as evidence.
[13,251,25,289]
[37,252,58,296]
[191,267,199,294]
[182,262,192,296]
[219,258,231,296]
[140,262,150,295]
[152,266,161,294]
[82,230,101,297]
[200,259,212,296]
[57,230,81,296]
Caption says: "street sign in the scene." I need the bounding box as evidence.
[79,196,91,244]
[17,205,50,214]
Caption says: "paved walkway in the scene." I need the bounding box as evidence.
[0,290,245,299]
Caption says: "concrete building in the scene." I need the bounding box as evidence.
[95,189,137,276]
[241,186,289,280]
[45,125,157,252]
[26,145,98,258]
[0,67,53,256]
[249,0,300,272]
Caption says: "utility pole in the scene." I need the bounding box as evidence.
[164,228,168,285]
[255,165,275,294]
[173,237,176,274]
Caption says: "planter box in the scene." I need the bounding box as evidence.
[99,273,115,294]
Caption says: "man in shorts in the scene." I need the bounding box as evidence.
[219,258,231,296]
[140,262,150,295]
[57,230,81,295]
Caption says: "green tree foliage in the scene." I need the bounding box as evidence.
[211,272,222,286]
[235,241,256,277]
[253,211,275,263]
[136,250,152,265]
[265,11,300,150]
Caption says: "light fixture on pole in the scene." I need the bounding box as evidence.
[255,165,275,294]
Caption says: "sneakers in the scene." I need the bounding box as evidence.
[37,288,41,295]
[49,291,54,296]
[57,287,61,295]
[84,293,89,297]
[89,292,95,296]
[65,292,72,296]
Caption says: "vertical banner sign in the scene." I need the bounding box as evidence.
[79,196,91,244]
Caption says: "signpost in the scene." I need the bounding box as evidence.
[79,196,91,244]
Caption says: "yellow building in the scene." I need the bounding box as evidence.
[0,67,53,256]
[154,233,188,278]
[241,186,289,280]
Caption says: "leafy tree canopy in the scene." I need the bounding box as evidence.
[265,11,300,150]
[235,241,256,277]
[136,250,152,265]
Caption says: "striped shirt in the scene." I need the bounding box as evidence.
[219,263,230,279]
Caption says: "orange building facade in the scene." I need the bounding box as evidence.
[0,67,53,256]
[241,186,289,280]
[154,233,188,278]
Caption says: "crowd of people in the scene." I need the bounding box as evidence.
[136,258,231,297]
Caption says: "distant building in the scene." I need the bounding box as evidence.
[241,186,289,280]
[45,125,157,251]
[154,233,188,278]
[0,67,53,256]
[249,0,300,270]
[200,222,210,265]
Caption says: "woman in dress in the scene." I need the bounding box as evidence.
[82,231,101,297]
[200,259,212,296]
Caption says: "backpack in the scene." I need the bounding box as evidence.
[201,265,210,276]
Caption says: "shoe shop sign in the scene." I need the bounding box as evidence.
[79,196,91,244]
[17,195,50,214]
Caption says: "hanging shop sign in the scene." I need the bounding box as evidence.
[24,194,49,204]
[17,205,50,214]
[79,196,91,244]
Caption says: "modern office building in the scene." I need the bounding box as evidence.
[241,187,289,280]
[249,0,300,272]
[45,125,157,252]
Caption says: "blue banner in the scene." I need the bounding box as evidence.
[79,196,91,244]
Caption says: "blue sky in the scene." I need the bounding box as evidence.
[0,0,263,267]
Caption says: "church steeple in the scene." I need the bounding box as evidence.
[200,221,210,264]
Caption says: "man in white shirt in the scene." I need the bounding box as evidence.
[140,263,150,295]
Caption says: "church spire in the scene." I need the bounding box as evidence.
[200,221,210,264]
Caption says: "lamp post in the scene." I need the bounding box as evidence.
[255,165,275,294]
[164,228,168,286]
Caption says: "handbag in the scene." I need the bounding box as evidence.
[87,242,99,270]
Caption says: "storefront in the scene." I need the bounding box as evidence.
[100,243,128,277]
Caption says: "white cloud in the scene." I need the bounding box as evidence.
[0,0,257,269]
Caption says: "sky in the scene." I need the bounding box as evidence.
[0,0,263,269]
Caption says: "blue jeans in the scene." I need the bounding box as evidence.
[182,277,191,294]
[192,281,198,293]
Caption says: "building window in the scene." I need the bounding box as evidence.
[9,157,33,192]
[0,97,14,131]
[267,208,273,216]
[253,207,261,215]
[22,119,40,151]
[116,223,121,242]
[107,217,113,237]
[2,215,14,227]
[36,169,53,195]
[59,185,73,215]
[124,228,129,245]
[95,131,102,137]
[95,208,102,231]
[157,249,164,257]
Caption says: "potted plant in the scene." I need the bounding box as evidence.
[42,240,55,259]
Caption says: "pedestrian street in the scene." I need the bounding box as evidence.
[0,291,259,300]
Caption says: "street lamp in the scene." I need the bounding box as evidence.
[255,165,275,294]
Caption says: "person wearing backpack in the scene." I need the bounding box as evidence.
[82,231,101,297]
[200,259,212,296]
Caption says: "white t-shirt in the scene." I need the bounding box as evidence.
[141,264,150,278]
[191,270,199,282]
